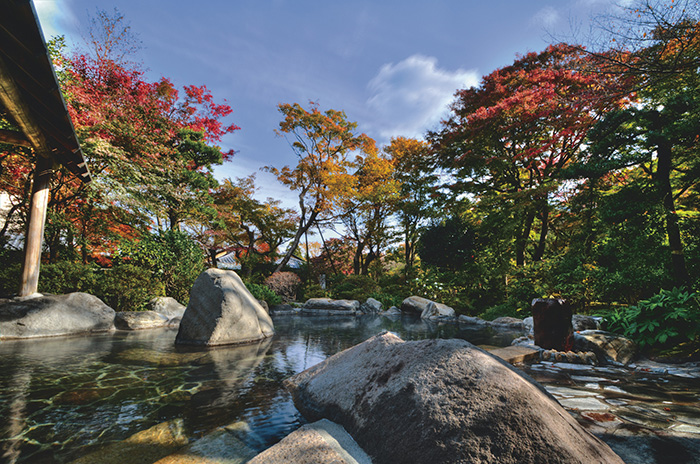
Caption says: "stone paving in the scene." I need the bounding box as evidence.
[519,358,700,464]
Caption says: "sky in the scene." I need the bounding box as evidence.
[33,0,627,208]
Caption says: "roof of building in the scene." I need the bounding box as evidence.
[0,0,91,182]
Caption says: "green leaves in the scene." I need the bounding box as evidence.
[606,287,700,348]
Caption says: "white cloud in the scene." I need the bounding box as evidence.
[366,55,478,140]
[531,6,561,28]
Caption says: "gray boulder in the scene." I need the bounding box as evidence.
[420,301,455,319]
[285,332,623,464]
[573,330,636,365]
[115,311,169,330]
[248,419,372,464]
[176,269,274,346]
[400,295,432,314]
[572,314,601,332]
[490,316,525,330]
[360,298,383,314]
[148,297,186,320]
[0,292,115,339]
[382,306,401,316]
[458,315,488,326]
[302,298,360,315]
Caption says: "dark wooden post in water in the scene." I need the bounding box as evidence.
[19,155,53,296]
[531,298,573,351]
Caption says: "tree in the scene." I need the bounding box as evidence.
[383,137,438,270]
[266,102,374,273]
[431,43,631,266]
[338,149,399,275]
[210,175,297,276]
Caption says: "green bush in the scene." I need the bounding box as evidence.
[368,291,403,309]
[606,287,700,349]
[245,282,282,306]
[122,230,205,304]
[479,303,526,321]
[331,274,378,301]
[298,282,328,301]
[38,261,99,294]
[97,264,164,312]
[0,262,22,297]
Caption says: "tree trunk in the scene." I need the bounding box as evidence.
[655,136,691,288]
[533,202,549,262]
[274,210,318,274]
[515,209,536,266]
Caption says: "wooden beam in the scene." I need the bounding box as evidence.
[0,128,31,147]
[0,54,52,156]
[19,155,53,297]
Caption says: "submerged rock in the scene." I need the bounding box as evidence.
[0,292,115,339]
[285,332,624,464]
[176,269,274,346]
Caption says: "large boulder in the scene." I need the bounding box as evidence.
[148,297,186,320]
[114,311,169,330]
[175,269,274,346]
[0,292,115,339]
[285,332,623,464]
[573,330,636,365]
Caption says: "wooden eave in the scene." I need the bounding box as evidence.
[0,0,91,183]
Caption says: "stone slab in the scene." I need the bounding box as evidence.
[488,345,540,364]
[248,419,372,464]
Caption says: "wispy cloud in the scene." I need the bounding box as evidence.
[531,6,561,28]
[366,55,478,140]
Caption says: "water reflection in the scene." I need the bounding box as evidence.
[0,315,520,463]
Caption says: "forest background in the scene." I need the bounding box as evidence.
[1,0,699,351]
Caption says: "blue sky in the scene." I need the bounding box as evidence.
[34,0,626,207]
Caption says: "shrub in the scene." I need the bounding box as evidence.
[265,272,301,302]
[331,274,378,301]
[606,287,700,349]
[368,291,403,309]
[38,261,99,295]
[122,230,205,304]
[0,262,22,298]
[97,264,164,312]
[298,282,328,300]
[245,282,282,306]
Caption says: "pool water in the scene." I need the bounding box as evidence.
[0,314,523,463]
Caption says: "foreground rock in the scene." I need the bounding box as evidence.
[148,297,186,320]
[248,419,372,464]
[574,330,637,365]
[176,269,274,346]
[302,298,360,315]
[0,293,115,339]
[285,332,623,464]
[114,311,169,330]
[401,296,454,318]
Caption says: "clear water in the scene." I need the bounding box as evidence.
[0,314,523,463]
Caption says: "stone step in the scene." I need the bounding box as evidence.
[487,345,540,364]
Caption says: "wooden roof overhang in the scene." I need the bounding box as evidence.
[0,0,91,182]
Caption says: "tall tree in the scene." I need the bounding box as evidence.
[431,43,631,266]
[266,102,374,273]
[383,137,438,270]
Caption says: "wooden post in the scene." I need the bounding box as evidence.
[19,155,53,297]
